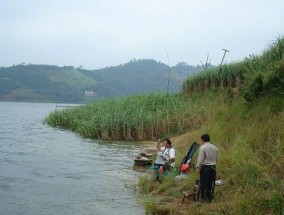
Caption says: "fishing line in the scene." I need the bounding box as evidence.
[94,198,176,205]
[41,167,138,179]
[64,167,133,176]
[151,45,171,96]
[63,164,154,176]
[71,196,177,205]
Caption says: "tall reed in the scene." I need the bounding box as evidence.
[45,93,216,141]
[182,37,284,96]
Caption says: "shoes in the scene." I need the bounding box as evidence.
[199,199,212,204]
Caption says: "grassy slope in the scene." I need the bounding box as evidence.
[139,38,284,215]
[48,68,97,90]
[139,91,284,215]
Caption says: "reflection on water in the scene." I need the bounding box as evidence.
[0,102,145,215]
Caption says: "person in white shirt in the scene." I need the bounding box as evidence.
[196,134,218,203]
[154,139,175,182]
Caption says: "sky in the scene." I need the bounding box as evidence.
[0,0,283,70]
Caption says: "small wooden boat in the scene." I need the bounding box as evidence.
[133,148,158,166]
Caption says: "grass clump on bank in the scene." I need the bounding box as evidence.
[45,93,217,140]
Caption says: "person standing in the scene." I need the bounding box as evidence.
[196,134,218,203]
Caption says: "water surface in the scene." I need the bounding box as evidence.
[0,102,144,215]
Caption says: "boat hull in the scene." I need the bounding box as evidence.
[133,148,158,166]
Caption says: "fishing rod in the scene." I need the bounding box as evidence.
[40,167,135,179]
[152,45,171,96]
[63,167,134,176]
[75,196,176,205]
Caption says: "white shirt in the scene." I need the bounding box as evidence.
[155,146,175,167]
[196,142,218,169]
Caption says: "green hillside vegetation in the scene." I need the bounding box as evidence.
[48,69,97,90]
[83,59,207,96]
[0,65,97,102]
[0,60,204,102]
[45,37,284,214]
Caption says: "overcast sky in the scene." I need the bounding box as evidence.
[0,0,283,69]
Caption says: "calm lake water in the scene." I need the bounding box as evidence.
[0,102,145,215]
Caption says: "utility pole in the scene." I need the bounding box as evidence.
[220,48,229,67]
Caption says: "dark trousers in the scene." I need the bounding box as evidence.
[199,165,216,203]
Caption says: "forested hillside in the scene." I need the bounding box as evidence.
[0,60,206,102]
[0,65,97,102]
[84,59,207,97]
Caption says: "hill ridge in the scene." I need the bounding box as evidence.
[0,59,207,102]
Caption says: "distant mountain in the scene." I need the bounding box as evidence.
[0,60,211,102]
[82,59,210,97]
[0,64,97,102]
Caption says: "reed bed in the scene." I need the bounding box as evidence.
[45,93,217,141]
[182,37,284,98]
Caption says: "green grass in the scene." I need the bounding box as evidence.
[45,92,220,141]
[48,69,97,90]
[137,92,284,215]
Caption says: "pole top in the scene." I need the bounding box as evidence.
[222,48,230,52]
